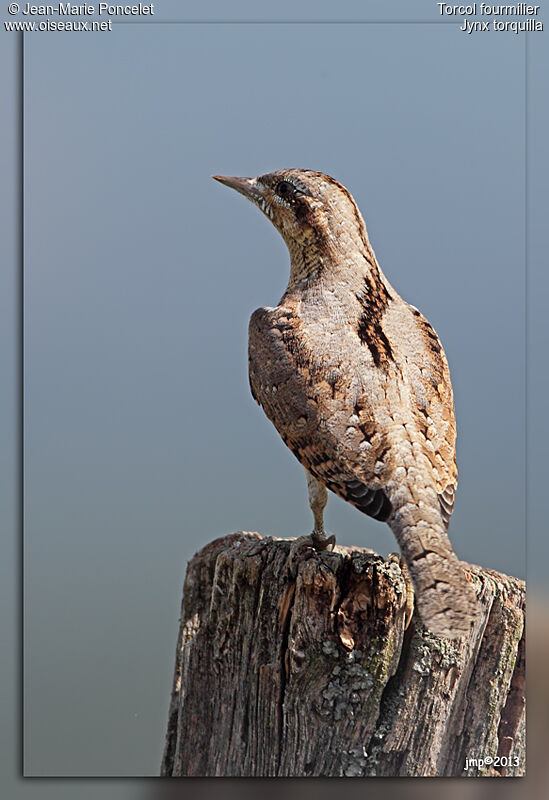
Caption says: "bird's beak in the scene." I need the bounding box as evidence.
[212,175,264,205]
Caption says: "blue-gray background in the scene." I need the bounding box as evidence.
[1,0,547,793]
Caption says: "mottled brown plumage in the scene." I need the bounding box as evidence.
[213,169,478,637]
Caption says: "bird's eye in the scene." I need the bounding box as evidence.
[275,180,296,199]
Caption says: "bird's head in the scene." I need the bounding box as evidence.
[213,169,374,283]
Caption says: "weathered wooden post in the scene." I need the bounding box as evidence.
[161,532,525,778]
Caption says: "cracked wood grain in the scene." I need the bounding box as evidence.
[161,533,525,778]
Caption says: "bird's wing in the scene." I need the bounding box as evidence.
[248,305,393,522]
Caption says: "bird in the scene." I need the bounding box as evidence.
[213,169,478,638]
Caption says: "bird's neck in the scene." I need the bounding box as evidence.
[283,229,387,301]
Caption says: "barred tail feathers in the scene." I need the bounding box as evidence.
[389,505,478,638]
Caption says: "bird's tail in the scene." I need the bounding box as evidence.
[389,504,478,638]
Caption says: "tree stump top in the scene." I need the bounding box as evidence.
[162,533,525,778]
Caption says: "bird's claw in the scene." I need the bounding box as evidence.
[287,532,336,573]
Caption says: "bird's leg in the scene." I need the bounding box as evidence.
[288,470,335,564]
[387,553,415,630]
[306,469,335,550]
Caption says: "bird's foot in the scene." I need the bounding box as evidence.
[288,530,336,571]
[387,553,415,631]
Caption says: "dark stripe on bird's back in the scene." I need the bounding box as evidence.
[356,269,394,367]
[412,308,443,356]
